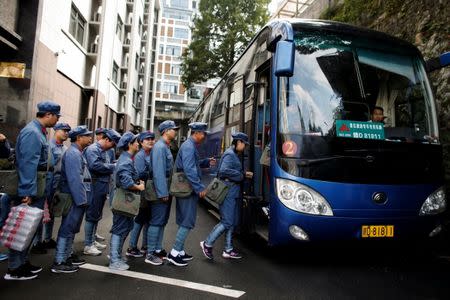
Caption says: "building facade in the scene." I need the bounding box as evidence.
[151,0,211,137]
[0,0,162,141]
[0,0,41,141]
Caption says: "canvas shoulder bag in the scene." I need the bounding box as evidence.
[205,156,229,205]
[111,187,141,217]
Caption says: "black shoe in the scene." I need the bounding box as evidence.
[167,253,188,267]
[155,249,167,259]
[23,261,43,274]
[42,239,57,249]
[180,252,193,261]
[51,262,79,274]
[4,266,38,281]
[67,254,86,266]
[30,242,48,254]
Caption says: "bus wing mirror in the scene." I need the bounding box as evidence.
[426,51,450,72]
[274,41,295,77]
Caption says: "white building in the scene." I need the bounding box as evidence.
[151,0,211,136]
[29,0,162,132]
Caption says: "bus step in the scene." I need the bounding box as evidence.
[255,225,269,241]
[207,209,221,221]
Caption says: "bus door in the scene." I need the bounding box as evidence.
[241,64,271,238]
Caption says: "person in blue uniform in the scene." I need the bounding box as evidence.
[200,132,253,260]
[5,100,60,281]
[167,122,216,267]
[109,132,145,271]
[83,129,121,256]
[144,120,179,266]
[126,130,156,257]
[34,122,71,251]
[51,126,93,273]
[93,128,116,242]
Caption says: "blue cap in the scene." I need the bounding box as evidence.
[138,131,155,142]
[158,120,179,134]
[232,132,250,145]
[69,125,92,139]
[54,123,71,131]
[105,129,121,145]
[95,128,107,135]
[117,131,138,149]
[37,100,61,117]
[189,122,209,133]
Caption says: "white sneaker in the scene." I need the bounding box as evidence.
[109,260,129,271]
[95,234,106,242]
[84,245,102,256]
[94,241,107,250]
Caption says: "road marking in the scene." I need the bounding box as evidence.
[80,263,246,298]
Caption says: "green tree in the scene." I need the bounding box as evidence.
[181,0,269,88]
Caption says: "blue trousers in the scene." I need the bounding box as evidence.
[86,181,108,222]
[111,212,134,237]
[175,194,198,229]
[129,222,148,249]
[149,200,171,226]
[205,224,234,251]
[0,193,11,228]
[58,205,86,238]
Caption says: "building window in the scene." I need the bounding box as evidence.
[166,45,181,56]
[174,28,189,39]
[135,54,139,70]
[189,87,201,99]
[139,18,143,36]
[171,0,189,9]
[116,15,123,40]
[69,4,86,46]
[112,62,119,84]
[192,1,197,9]
[159,44,164,54]
[163,11,190,20]
[156,81,161,91]
[133,89,137,104]
[163,82,178,94]
[171,64,181,75]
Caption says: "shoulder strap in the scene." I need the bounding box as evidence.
[46,134,53,172]
[215,153,225,179]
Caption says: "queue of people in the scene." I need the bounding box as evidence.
[0,100,253,280]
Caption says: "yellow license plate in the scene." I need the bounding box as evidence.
[361,225,394,238]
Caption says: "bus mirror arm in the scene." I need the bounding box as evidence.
[426,51,450,72]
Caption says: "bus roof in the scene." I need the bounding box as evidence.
[289,19,420,55]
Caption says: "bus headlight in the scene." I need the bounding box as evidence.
[419,187,446,215]
[276,178,333,216]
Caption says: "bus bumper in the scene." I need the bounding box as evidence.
[269,208,443,246]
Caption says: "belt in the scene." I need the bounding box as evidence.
[83,179,92,183]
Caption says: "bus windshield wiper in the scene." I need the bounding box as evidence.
[298,155,373,166]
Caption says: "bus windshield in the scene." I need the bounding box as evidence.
[277,29,443,184]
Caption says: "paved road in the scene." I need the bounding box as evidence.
[1,201,450,299]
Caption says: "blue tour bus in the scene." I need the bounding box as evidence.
[190,19,446,246]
